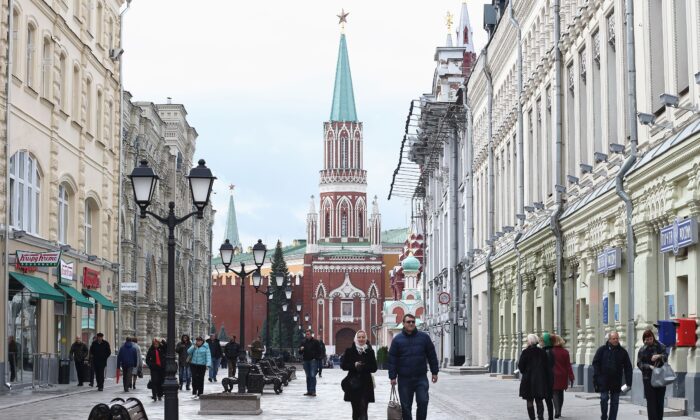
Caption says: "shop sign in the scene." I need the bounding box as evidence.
[120,282,138,292]
[596,248,622,274]
[60,260,74,282]
[602,294,609,325]
[660,218,698,255]
[16,250,61,267]
[83,267,100,289]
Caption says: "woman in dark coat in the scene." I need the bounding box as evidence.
[341,330,377,420]
[519,333,551,420]
[637,329,668,420]
[146,338,166,401]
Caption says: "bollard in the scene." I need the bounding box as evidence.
[237,362,250,393]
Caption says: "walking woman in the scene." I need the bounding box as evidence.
[637,329,668,420]
[550,334,575,418]
[518,334,551,420]
[341,330,378,420]
[188,336,211,399]
[146,338,166,401]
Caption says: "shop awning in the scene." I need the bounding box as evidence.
[9,272,65,302]
[56,283,93,308]
[82,289,116,311]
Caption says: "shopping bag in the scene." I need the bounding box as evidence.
[651,363,676,388]
[388,384,402,420]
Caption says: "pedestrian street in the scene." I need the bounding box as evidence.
[0,366,694,419]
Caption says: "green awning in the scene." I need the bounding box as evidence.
[9,272,65,302]
[56,284,93,308]
[82,289,116,311]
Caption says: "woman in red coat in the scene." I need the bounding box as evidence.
[551,334,575,418]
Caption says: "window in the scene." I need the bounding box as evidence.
[106,101,113,147]
[358,209,363,237]
[107,16,114,49]
[84,199,98,253]
[340,209,348,237]
[26,24,36,87]
[72,66,80,118]
[58,54,67,107]
[9,151,41,234]
[41,38,51,98]
[85,78,92,131]
[578,49,588,166]
[58,184,69,244]
[325,210,330,237]
[12,9,19,76]
[86,0,93,32]
[649,0,665,114]
[96,2,103,44]
[674,0,689,94]
[606,13,618,144]
[96,90,103,139]
[340,135,348,168]
[341,301,353,322]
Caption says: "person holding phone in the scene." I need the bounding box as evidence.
[341,330,377,420]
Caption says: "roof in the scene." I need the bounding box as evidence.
[224,193,241,250]
[330,34,358,122]
[382,228,409,244]
[211,241,307,267]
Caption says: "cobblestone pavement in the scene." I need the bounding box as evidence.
[0,367,696,419]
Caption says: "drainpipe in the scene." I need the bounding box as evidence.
[617,0,638,353]
[463,93,474,367]
[550,0,564,336]
[3,0,14,385]
[116,0,132,346]
[450,125,459,366]
[484,49,495,370]
[509,0,524,357]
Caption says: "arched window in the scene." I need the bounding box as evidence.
[12,9,20,75]
[325,210,330,238]
[9,151,41,234]
[340,209,348,237]
[41,37,51,98]
[358,209,363,237]
[85,78,92,131]
[72,65,80,118]
[58,53,67,107]
[26,23,36,87]
[340,135,348,168]
[84,198,98,253]
[58,183,70,244]
[96,89,103,139]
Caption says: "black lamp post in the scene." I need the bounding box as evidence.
[129,159,215,420]
[219,238,266,392]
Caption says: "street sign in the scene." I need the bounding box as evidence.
[602,294,609,324]
[120,282,138,292]
[660,218,698,255]
[438,292,451,305]
[596,248,622,274]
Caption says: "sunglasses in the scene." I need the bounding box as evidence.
[405,321,415,324]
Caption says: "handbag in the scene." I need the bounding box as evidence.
[341,373,362,392]
[146,379,152,389]
[388,384,402,420]
[651,361,676,388]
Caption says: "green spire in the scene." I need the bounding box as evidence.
[330,34,358,122]
[225,186,241,251]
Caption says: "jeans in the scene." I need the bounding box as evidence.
[191,364,206,396]
[600,390,620,420]
[397,375,430,420]
[303,359,318,393]
[228,363,237,378]
[179,364,191,386]
[643,379,666,420]
[209,357,221,380]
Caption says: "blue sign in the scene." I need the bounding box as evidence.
[660,218,698,255]
[603,295,609,324]
[614,304,619,322]
[597,248,622,274]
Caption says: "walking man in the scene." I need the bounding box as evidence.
[175,335,192,390]
[69,336,88,386]
[207,333,223,382]
[317,337,327,378]
[224,336,241,378]
[117,337,138,392]
[299,329,321,396]
[592,331,633,420]
[89,333,111,391]
[388,314,439,420]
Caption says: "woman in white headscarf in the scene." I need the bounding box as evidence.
[341,330,378,420]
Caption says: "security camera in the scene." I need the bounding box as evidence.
[524,206,535,213]
[503,226,514,233]
[637,112,657,126]
[594,152,608,163]
[109,48,124,61]
[609,143,625,154]
[533,202,544,210]
[567,175,579,185]
[555,184,567,194]
[516,213,526,221]
[660,93,680,108]
[580,163,593,174]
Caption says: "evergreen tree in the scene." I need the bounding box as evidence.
[266,240,293,352]
[218,324,230,342]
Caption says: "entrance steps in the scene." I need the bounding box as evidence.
[442,366,490,375]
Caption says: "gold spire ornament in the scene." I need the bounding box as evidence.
[337,8,350,32]
[446,11,454,33]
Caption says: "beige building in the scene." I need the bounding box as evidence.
[120,92,215,349]
[0,0,125,386]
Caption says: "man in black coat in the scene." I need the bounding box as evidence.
[592,331,633,420]
[224,336,241,378]
[317,338,327,378]
[88,333,111,391]
[69,336,89,386]
[299,330,321,396]
[207,334,223,382]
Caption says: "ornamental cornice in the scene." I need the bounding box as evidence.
[313,264,382,272]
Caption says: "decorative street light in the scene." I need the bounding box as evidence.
[129,159,215,419]
[219,238,267,393]
[304,313,310,323]
[296,303,302,312]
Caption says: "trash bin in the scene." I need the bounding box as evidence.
[58,359,71,384]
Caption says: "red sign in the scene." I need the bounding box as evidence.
[83,267,100,289]
[438,292,451,305]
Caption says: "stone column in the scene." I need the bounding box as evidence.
[328,297,333,346]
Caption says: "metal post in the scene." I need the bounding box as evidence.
[238,264,246,393]
[265,287,270,353]
[164,202,178,419]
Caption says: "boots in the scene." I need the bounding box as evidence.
[527,406,536,420]
[186,381,191,391]
[179,382,183,391]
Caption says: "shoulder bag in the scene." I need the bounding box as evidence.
[651,361,676,388]
[388,384,402,420]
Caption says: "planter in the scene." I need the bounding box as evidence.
[198,392,262,416]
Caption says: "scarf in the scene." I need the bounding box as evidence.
[354,330,368,354]
[155,347,161,367]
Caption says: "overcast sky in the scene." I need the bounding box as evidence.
[123,0,486,252]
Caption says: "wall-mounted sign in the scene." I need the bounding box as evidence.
[83,267,100,289]
[120,282,138,292]
[60,260,74,281]
[16,250,61,267]
[660,218,698,255]
[597,248,622,274]
[438,292,451,305]
[602,294,609,325]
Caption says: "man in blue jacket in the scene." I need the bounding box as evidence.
[117,337,139,392]
[388,313,439,420]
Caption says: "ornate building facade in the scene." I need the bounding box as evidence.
[120,93,214,348]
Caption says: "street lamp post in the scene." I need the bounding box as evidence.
[219,238,267,393]
[129,159,216,420]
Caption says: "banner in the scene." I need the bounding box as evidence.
[60,260,74,281]
[16,250,61,267]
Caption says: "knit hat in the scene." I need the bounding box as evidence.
[543,332,552,347]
